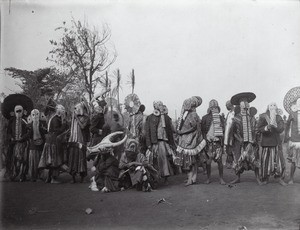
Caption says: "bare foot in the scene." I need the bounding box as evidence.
[279,179,287,186]
[204,179,211,184]
[257,180,266,186]
[288,180,294,185]
[184,182,193,187]
[219,179,226,185]
[230,178,240,184]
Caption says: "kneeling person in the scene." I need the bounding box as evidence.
[119,139,158,191]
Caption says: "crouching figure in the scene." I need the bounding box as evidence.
[119,139,159,192]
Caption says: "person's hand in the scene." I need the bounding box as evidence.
[98,129,103,135]
[91,166,96,172]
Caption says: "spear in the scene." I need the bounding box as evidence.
[116,69,121,111]
[131,69,135,95]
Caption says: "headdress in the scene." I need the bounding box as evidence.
[124,94,141,115]
[207,99,220,113]
[177,96,202,131]
[44,98,57,116]
[230,92,256,106]
[283,86,300,114]
[1,94,33,119]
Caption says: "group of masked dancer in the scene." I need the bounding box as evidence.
[2,86,300,193]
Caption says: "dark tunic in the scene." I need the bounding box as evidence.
[94,152,120,191]
[38,115,67,169]
[6,117,29,179]
[89,112,105,146]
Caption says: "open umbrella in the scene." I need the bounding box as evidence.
[1,94,34,119]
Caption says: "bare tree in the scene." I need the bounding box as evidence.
[48,19,117,101]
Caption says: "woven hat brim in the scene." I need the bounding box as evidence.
[231,92,256,106]
[283,86,300,114]
[1,94,34,119]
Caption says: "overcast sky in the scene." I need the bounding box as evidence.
[1,0,300,118]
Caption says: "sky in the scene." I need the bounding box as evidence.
[1,0,300,119]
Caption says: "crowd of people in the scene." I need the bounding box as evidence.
[1,86,300,193]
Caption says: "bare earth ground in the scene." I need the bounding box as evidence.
[1,146,300,230]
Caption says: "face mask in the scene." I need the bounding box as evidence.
[268,103,277,112]
[14,105,24,118]
[291,98,300,112]
[31,109,40,122]
[240,101,249,110]
[56,105,65,117]
[74,103,84,115]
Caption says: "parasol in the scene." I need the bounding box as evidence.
[1,94,34,119]
[283,86,300,114]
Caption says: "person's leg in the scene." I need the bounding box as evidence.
[51,168,60,183]
[80,172,85,183]
[218,161,226,185]
[185,169,193,186]
[71,173,76,184]
[276,146,287,186]
[45,169,52,183]
[191,163,198,183]
[204,163,211,184]
[230,173,241,184]
[288,162,296,184]
[255,167,263,185]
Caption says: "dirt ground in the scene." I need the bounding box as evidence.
[1,147,300,230]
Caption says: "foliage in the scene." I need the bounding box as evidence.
[4,67,78,111]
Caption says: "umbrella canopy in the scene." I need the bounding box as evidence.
[230,92,256,106]
[1,94,34,119]
[283,86,300,114]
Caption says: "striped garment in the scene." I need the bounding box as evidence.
[68,116,84,144]
[212,111,223,137]
[241,112,252,143]
[15,117,22,140]
[261,146,283,179]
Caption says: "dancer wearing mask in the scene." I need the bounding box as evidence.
[27,109,48,181]
[38,104,68,183]
[230,92,262,185]
[145,101,175,184]
[283,86,300,184]
[175,96,206,186]
[67,99,90,183]
[257,102,286,185]
[201,99,226,185]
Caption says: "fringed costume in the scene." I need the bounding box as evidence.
[175,96,206,186]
